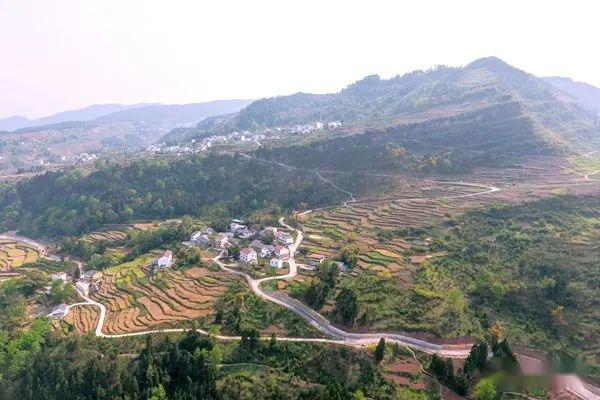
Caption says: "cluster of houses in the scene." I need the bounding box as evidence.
[183,219,298,269]
[147,121,344,156]
[238,226,296,269]
[48,269,103,320]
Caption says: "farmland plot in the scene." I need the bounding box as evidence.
[93,258,238,334]
[0,239,41,271]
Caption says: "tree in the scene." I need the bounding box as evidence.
[374,338,385,363]
[463,342,488,375]
[316,259,338,288]
[336,287,358,325]
[474,377,497,400]
[340,246,359,269]
[148,384,167,400]
[228,245,240,260]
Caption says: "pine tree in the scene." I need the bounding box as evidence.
[374,338,385,363]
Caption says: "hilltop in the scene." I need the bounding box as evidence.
[171,57,600,155]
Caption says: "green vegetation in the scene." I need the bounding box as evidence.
[1,328,422,400]
[0,153,366,238]
[428,339,519,398]
[0,274,54,390]
[214,281,319,337]
[292,259,339,310]
[424,196,600,377]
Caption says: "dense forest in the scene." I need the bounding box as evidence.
[1,329,416,400]
[0,153,387,238]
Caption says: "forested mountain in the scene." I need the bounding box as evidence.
[182,57,600,152]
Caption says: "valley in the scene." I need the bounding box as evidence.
[1,56,600,400]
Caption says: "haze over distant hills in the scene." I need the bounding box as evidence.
[0,100,252,132]
[0,103,150,131]
[544,76,600,115]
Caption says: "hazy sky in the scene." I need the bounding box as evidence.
[1,0,598,118]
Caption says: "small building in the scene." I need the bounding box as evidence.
[190,231,203,242]
[237,228,256,239]
[260,245,275,258]
[215,233,230,248]
[191,231,211,246]
[275,231,294,246]
[201,227,216,235]
[274,245,290,260]
[51,272,68,283]
[81,270,103,283]
[239,247,257,264]
[76,280,90,297]
[154,250,173,272]
[270,258,283,269]
[307,254,325,267]
[230,221,246,233]
[50,303,69,320]
[260,226,278,237]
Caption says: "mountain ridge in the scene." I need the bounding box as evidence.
[0,103,152,131]
[172,57,600,153]
[0,100,253,132]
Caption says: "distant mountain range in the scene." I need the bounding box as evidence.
[0,100,252,132]
[543,76,600,115]
[0,103,150,131]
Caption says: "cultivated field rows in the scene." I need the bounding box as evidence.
[92,263,238,334]
[302,157,600,282]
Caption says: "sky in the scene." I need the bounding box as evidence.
[1,0,599,119]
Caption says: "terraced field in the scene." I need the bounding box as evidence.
[81,222,159,244]
[0,239,41,271]
[64,305,100,334]
[301,157,598,282]
[92,257,239,334]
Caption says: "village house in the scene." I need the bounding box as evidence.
[237,227,256,239]
[307,253,325,267]
[260,226,278,237]
[239,247,257,264]
[76,280,90,297]
[81,270,103,283]
[192,233,211,247]
[50,303,69,319]
[275,231,294,246]
[274,245,290,260]
[270,258,283,268]
[260,245,275,258]
[215,232,230,248]
[202,227,216,235]
[230,220,246,233]
[251,240,275,258]
[153,250,173,273]
[50,272,68,283]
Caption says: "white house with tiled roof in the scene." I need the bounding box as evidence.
[274,245,290,260]
[239,247,257,264]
